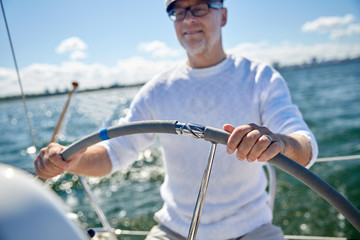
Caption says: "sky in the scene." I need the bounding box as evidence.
[1,0,360,97]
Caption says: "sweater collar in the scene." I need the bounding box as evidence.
[184,54,233,78]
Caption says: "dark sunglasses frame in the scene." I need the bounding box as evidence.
[168,2,223,22]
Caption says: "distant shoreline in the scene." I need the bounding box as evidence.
[273,56,360,71]
[1,57,359,102]
[0,82,144,102]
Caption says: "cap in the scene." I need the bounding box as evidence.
[165,0,176,12]
[166,0,224,12]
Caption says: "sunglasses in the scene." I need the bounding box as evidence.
[168,2,223,22]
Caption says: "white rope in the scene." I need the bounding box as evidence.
[284,235,347,240]
[317,154,360,162]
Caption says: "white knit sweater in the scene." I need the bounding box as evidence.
[98,55,318,239]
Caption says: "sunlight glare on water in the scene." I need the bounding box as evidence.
[0,62,359,237]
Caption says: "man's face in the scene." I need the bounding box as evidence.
[172,0,226,57]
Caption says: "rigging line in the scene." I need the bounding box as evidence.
[317,154,360,162]
[1,0,37,150]
[50,82,79,143]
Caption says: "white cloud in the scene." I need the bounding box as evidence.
[56,37,87,53]
[330,23,360,39]
[69,50,87,60]
[302,14,355,33]
[301,14,360,40]
[0,57,182,97]
[56,37,88,60]
[2,40,360,97]
[227,41,360,67]
[0,67,19,96]
[1,39,185,97]
[138,40,181,58]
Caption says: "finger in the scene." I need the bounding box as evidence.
[47,144,68,169]
[34,151,46,177]
[34,144,67,178]
[237,129,261,161]
[257,142,282,162]
[223,124,235,133]
[246,134,273,161]
[35,154,64,179]
[226,125,253,154]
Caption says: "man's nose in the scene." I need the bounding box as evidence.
[183,8,197,22]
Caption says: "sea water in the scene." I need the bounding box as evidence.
[0,61,359,238]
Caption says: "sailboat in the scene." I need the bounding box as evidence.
[1,1,359,239]
[0,120,359,240]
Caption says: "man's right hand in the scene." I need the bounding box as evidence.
[34,142,86,179]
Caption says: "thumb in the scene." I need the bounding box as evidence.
[223,124,235,133]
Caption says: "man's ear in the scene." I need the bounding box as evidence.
[221,8,227,27]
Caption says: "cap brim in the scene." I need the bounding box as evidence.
[166,0,176,12]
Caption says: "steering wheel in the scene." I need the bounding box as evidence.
[61,120,360,236]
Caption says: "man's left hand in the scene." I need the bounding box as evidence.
[223,123,285,162]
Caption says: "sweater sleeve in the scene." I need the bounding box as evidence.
[96,82,157,173]
[258,65,318,168]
